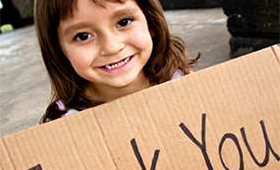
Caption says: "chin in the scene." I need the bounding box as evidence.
[110,78,135,88]
[109,72,140,89]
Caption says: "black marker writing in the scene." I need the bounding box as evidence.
[179,113,214,170]
[219,133,244,170]
[240,120,280,167]
[130,138,160,170]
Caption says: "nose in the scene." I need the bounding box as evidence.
[100,32,125,56]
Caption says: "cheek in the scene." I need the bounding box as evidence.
[65,49,93,70]
[130,27,153,50]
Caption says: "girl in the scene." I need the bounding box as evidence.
[35,0,193,123]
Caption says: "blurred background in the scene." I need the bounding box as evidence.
[0,0,279,136]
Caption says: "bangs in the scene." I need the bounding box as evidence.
[57,0,126,21]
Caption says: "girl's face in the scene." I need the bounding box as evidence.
[58,0,153,90]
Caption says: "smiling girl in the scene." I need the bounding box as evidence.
[35,0,192,123]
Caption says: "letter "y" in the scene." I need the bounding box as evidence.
[179,113,214,170]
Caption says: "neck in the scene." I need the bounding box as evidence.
[85,73,151,103]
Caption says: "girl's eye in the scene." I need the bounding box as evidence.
[117,17,133,27]
[74,32,93,42]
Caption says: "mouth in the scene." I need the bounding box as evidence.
[99,55,134,72]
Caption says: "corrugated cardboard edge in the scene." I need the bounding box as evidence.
[271,44,280,64]
[192,43,280,78]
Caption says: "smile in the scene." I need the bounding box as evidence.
[100,55,133,72]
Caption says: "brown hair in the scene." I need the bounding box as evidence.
[35,0,191,123]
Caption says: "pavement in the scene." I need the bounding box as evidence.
[0,8,231,137]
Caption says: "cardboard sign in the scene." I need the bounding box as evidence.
[1,45,280,170]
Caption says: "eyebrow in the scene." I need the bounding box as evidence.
[62,6,138,36]
[111,6,137,19]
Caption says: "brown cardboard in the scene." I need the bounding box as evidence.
[1,45,280,170]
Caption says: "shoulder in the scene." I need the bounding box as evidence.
[40,100,78,123]
[172,69,184,79]
[171,69,193,80]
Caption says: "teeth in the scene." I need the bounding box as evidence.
[104,57,130,70]
[105,65,112,70]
